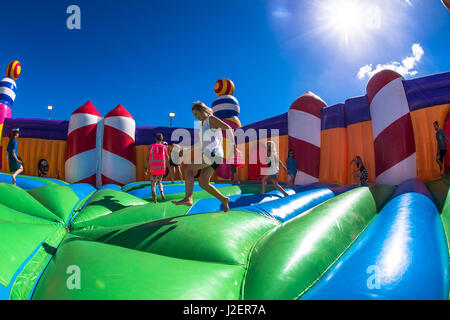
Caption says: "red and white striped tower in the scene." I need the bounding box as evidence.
[101,104,136,186]
[367,69,416,185]
[65,101,101,185]
[288,91,327,185]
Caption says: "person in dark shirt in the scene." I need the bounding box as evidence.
[350,156,368,186]
[7,128,23,185]
[434,121,450,177]
[286,150,298,188]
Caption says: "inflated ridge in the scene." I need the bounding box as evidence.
[302,178,448,300]
[32,235,245,300]
[243,186,391,300]
[0,183,61,222]
[72,210,280,265]
[70,189,148,227]
[28,185,81,224]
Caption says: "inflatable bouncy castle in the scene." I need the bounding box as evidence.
[1,59,450,300]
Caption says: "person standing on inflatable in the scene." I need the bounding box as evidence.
[229,145,243,185]
[286,149,298,188]
[172,101,232,212]
[261,141,289,196]
[7,128,23,185]
[147,133,169,203]
[434,121,450,178]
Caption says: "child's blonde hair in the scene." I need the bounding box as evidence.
[192,101,213,118]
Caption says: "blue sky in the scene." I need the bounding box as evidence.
[1,0,449,128]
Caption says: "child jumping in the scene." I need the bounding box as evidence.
[286,149,298,188]
[261,141,289,196]
[147,133,169,203]
[172,101,232,212]
[350,156,369,186]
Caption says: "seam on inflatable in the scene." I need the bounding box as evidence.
[295,211,378,300]
[239,222,281,300]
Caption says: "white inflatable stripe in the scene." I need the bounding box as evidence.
[101,149,136,185]
[212,103,240,113]
[1,77,16,86]
[288,109,321,148]
[376,153,416,185]
[68,113,101,135]
[370,77,410,139]
[104,116,136,141]
[0,86,16,101]
[295,170,318,185]
[65,149,98,183]
[96,118,105,188]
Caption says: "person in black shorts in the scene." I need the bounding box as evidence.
[434,121,450,177]
[168,144,184,183]
[350,156,368,186]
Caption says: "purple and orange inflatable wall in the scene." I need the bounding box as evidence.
[1,61,450,187]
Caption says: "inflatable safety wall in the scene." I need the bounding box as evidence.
[288,70,450,185]
[1,66,449,187]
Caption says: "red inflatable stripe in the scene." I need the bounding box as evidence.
[66,123,98,158]
[102,125,136,163]
[78,174,97,186]
[72,101,101,116]
[101,175,123,186]
[105,104,134,119]
[367,70,403,105]
[288,136,320,178]
[373,113,416,176]
[289,92,325,118]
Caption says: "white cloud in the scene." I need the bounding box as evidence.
[272,8,291,19]
[357,43,424,80]
[404,0,413,7]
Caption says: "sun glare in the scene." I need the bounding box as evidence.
[315,0,379,47]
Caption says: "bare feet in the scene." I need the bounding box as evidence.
[12,175,16,185]
[221,197,230,212]
[172,199,193,207]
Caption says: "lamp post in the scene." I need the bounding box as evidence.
[48,105,53,120]
[169,112,175,128]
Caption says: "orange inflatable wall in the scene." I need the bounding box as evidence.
[1,137,66,180]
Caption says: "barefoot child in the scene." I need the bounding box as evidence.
[350,156,368,186]
[147,133,169,203]
[172,101,232,212]
[261,141,289,196]
[286,149,298,188]
[7,128,23,185]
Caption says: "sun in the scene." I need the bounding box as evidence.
[315,0,376,47]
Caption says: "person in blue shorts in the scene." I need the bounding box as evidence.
[7,128,23,185]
